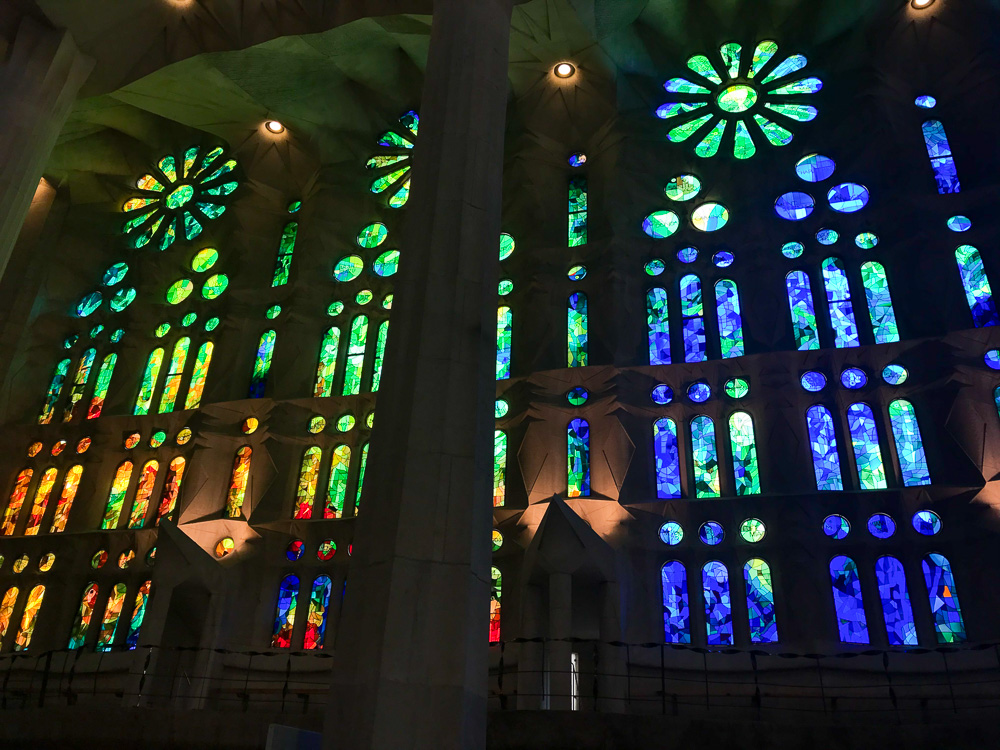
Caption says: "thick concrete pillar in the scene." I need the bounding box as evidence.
[548,572,573,711]
[597,580,627,712]
[0,17,93,281]
[326,0,514,747]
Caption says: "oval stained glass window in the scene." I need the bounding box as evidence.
[664,174,701,202]
[677,247,698,263]
[781,241,804,259]
[642,210,680,239]
[333,256,363,282]
[912,510,942,536]
[205,317,220,331]
[110,287,137,312]
[947,215,972,233]
[659,521,684,546]
[191,248,219,272]
[985,350,1000,370]
[286,540,305,561]
[867,513,896,539]
[337,414,356,432]
[855,232,879,249]
[149,430,166,448]
[202,274,229,299]
[801,371,826,392]
[498,279,513,296]
[103,263,129,286]
[492,530,503,551]
[841,368,867,389]
[355,290,373,306]
[816,229,839,245]
[328,301,344,317]
[357,223,388,248]
[176,427,193,445]
[915,95,937,109]
[566,387,589,406]
[725,378,749,398]
[499,233,515,261]
[317,540,336,560]
[182,312,197,326]
[568,265,587,281]
[699,522,724,546]
[795,154,836,183]
[166,279,193,304]
[374,250,400,277]
[828,183,870,213]
[739,518,766,543]
[882,365,908,384]
[687,382,711,403]
[651,384,673,405]
[645,259,666,276]
[76,291,103,317]
[691,203,729,232]
[775,192,815,221]
[495,399,509,418]
[568,152,587,167]
[154,324,170,338]
[713,251,735,268]
[823,514,850,539]
[308,416,326,433]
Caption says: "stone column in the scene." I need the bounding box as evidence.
[325,0,513,747]
[547,572,573,711]
[0,17,93,281]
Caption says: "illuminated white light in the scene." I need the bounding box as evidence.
[554,63,576,79]
[264,120,285,134]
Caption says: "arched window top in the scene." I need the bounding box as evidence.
[955,245,998,328]
[821,257,850,301]
[846,402,887,490]
[744,558,778,644]
[661,560,690,644]
[875,555,917,646]
[888,399,931,487]
[653,417,681,500]
[829,555,868,644]
[729,411,761,496]
[680,275,703,316]
[304,575,332,650]
[785,270,819,351]
[922,553,966,643]
[272,574,299,649]
[567,418,590,498]
[702,560,733,646]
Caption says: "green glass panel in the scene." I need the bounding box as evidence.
[314,327,340,397]
[134,348,164,416]
[249,331,276,398]
[371,167,408,195]
[357,223,388,248]
[494,430,507,507]
[691,416,721,498]
[191,248,218,272]
[694,119,726,157]
[729,411,761,495]
[748,40,778,78]
[158,337,190,414]
[355,443,369,510]
[165,184,194,209]
[371,321,389,392]
[686,55,721,84]
[202,274,229,299]
[717,85,756,113]
[668,114,713,143]
[720,42,741,78]
[334,256,364,281]
[373,250,400,277]
[342,316,369,396]
[764,103,817,122]
[110,287,136,312]
[752,114,794,146]
[166,279,193,305]
[733,120,756,160]
[499,233,515,261]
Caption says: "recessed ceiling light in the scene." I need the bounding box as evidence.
[554,62,576,79]
[911,0,935,8]
[264,120,285,134]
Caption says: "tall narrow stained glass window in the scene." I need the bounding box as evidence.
[102,461,134,530]
[343,316,368,396]
[315,327,341,397]
[14,585,44,651]
[496,307,512,380]
[1,469,32,536]
[921,120,961,194]
[0,587,17,647]
[821,257,860,348]
[273,575,298,648]
[691,415,720,498]
[860,262,900,344]
[847,403,887,490]
[51,464,83,533]
[155,457,185,523]
[184,341,213,410]
[568,177,587,246]
[38,358,70,424]
[646,288,671,365]
[922,553,966,643]
[68,582,99,649]
[226,447,252,518]
[888,399,931,486]
[954,245,998,328]
[875,555,917,646]
[729,411,761,495]
[371,321,389,392]
[567,293,588,367]
[126,580,152,649]
[490,567,502,644]
[660,561,691,644]
[744,559,778,644]
[830,555,869,644]
[24,468,58,535]
[272,220,299,287]
[785,271,819,350]
[295,447,322,519]
[87,353,117,419]
[249,330,277,398]
[653,417,681,499]
[159,338,190,413]
[494,431,507,507]
[96,582,127,651]
[304,576,332,650]
[715,279,745,358]
[63,348,96,422]
[134,348,164,415]
[680,275,707,362]
[806,405,843,491]
[128,460,159,528]
[326,445,350,519]
[355,443,369,509]
[567,419,590,498]
[702,561,733,646]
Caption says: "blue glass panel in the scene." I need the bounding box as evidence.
[862,262,901,344]
[912,510,941,536]
[677,247,698,263]
[795,154,836,182]
[867,513,896,539]
[646,288,671,365]
[888,399,931,487]
[496,307,511,380]
[567,293,588,367]
[922,553,966,643]
[830,555,869,644]
[659,522,683,545]
[567,418,590,497]
[651,385,673,404]
[744,559,778,644]
[875,556,918,646]
[801,371,826,392]
[729,411,761,496]
[702,561,733,646]
[985,350,1000,369]
[841,368,867,389]
[915,95,936,109]
[775,192,815,220]
[806,405,843,491]
[713,251,734,268]
[822,257,859,348]
[653,418,681,499]
[691,416,720,498]
[827,183,869,213]
[661,562,691,644]
[715,279,744,358]
[921,121,961,194]
[680,275,706,363]
[687,382,711,402]
[847,403,887,490]
[785,271,819,350]
[823,514,850,539]
[699,522,724,545]
[955,245,998,327]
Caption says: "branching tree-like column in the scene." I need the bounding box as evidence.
[326,0,514,747]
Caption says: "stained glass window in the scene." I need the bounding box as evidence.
[183,341,213,410]
[821,257,860,348]
[226,447,252,518]
[494,431,507,507]
[249,330,276,398]
[875,556,917,646]
[272,575,298,648]
[744,559,778,644]
[860,262,900,344]
[0,587,17,646]
[728,411,760,495]
[63,348,96,422]
[343,316,368,396]
[102,461,133,530]
[806,405,843,491]
[884,398,932,487]
[50,464,83,533]
[124,459,158,530]
[715,280,744,358]
[702,561,733,646]
[304,576,332,650]
[14,585,44,651]
[568,177,587,246]
[490,567,502,643]
[159,337,190,413]
[830,555,869,644]
[68,582,99,649]
[155,457,185,523]
[653,418,681,499]
[126,580,152,649]
[567,419,590,497]
[847,403,887,490]
[24,468,57,535]
[326,445,351,519]
[1,469,32,536]
[295,447,322,519]
[39,358,70,424]
[355,443,369,509]
[87,353,117,419]
[134,348,164,415]
[923,553,966,643]
[661,561,690,644]
[272,221,299,287]
[785,271,819,350]
[315,327,340,397]
[921,120,961,194]
[680,275,706,362]
[371,321,389,392]
[567,293,588,367]
[94,582,127,651]
[497,306,512,380]
[691,415,720,498]
[955,245,998,327]
[646,288,671,365]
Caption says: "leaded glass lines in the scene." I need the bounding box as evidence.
[680,275,707,362]
[744,559,778,643]
[921,120,961,194]
[343,316,368,396]
[646,288,671,365]
[496,307,512,380]
[860,262,900,344]
[134,348,164,415]
[922,553,966,643]
[702,561,733,646]
[847,403,887,490]
[249,330,276,398]
[568,293,588,367]
[786,271,819,350]
[806,406,843,491]
[653,418,681,499]
[715,279,744,358]
[888,399,931,486]
[567,419,590,497]
[661,561,691,644]
[568,177,587,246]
[691,415,720,498]
[728,411,761,495]
[821,257,860,348]
[830,555,869,644]
[875,556,917,646]
[494,431,507,507]
[315,327,340,397]
[955,245,998,327]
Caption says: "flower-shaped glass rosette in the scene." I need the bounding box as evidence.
[656,41,822,160]
[366,110,419,209]
[122,146,239,251]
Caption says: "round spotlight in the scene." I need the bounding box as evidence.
[554,62,576,79]
[911,0,935,7]
[264,120,285,134]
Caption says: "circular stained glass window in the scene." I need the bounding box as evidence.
[664,174,701,202]
[334,256,364,282]
[182,312,197,326]
[717,84,757,112]
[651,384,673,405]
[841,368,867,389]
[781,241,804,259]
[76,291,103,317]
[816,228,839,245]
[328,301,345,317]
[202,274,229,299]
[39,553,55,572]
[568,265,588,282]
[27,441,42,458]
[795,154,836,183]
[492,529,504,551]
[713,251,735,268]
[687,382,711,403]
[568,152,587,167]
[124,432,140,449]
[882,365,908,385]
[357,223,388,248]
[915,95,937,109]
[76,437,92,453]
[775,192,815,221]
[725,378,749,399]
[166,279,193,304]
[567,387,588,406]
[671,248,696,266]
[91,550,108,569]
[691,203,729,232]
[118,550,135,569]
[828,183,870,213]
[356,290,373,305]
[317,540,337,561]
[286,540,305,561]
[308,416,326,434]
[867,513,896,539]
[495,399,509,418]
[801,371,826,392]
[205,317,220,332]
[176,427,193,445]
[739,518,766,543]
[51,441,66,456]
[155,323,171,338]
[823,515,850,540]
[699,522,724,546]
[499,233,515,261]
[912,510,942,536]
[337,414,356,432]
[215,537,235,558]
[149,430,166,448]
[242,417,259,434]
[947,215,972,233]
[498,279,514,296]
[642,210,680,239]
[12,555,28,574]
[659,521,684,546]
[266,305,281,319]
[374,250,400,277]
[985,350,1000,370]
[855,232,879,249]
[103,262,129,286]
[191,248,219,272]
